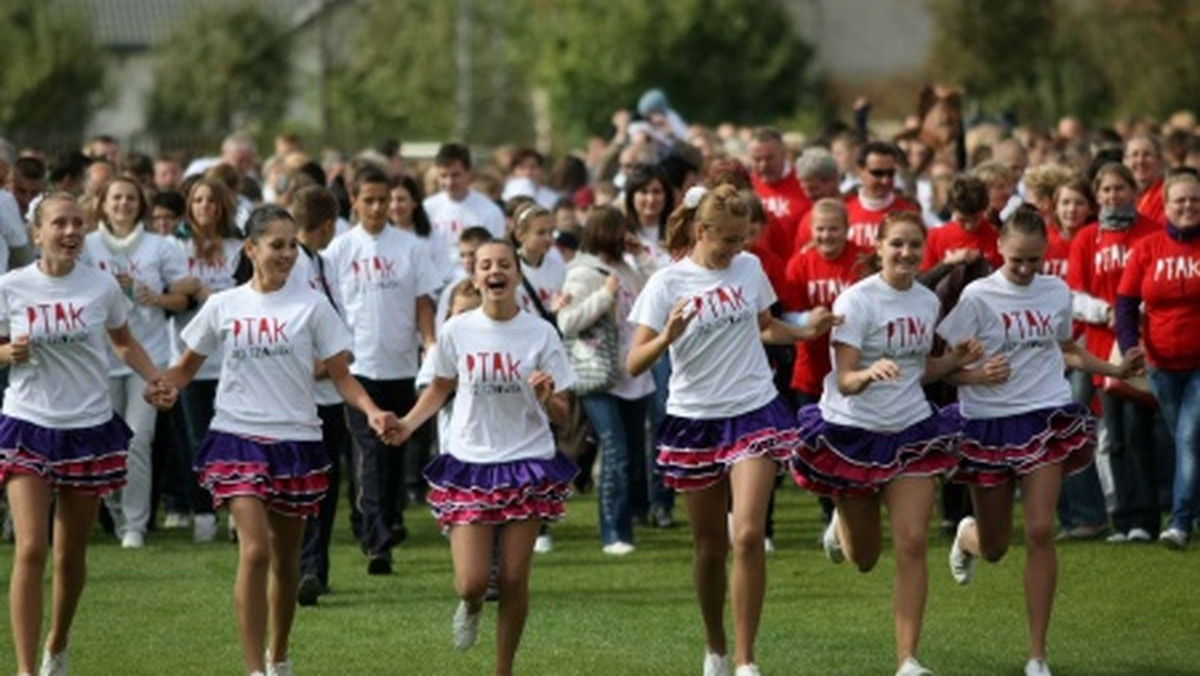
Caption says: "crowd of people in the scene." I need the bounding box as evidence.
[0,90,1198,676]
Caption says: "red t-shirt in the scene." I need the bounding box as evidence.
[1137,178,1166,229]
[748,240,788,302]
[1042,224,1072,279]
[782,243,866,395]
[1066,215,1160,362]
[754,167,812,258]
[1118,230,1200,370]
[844,194,920,248]
[920,219,1003,271]
[793,209,815,252]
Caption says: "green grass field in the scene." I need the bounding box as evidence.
[1,487,1198,675]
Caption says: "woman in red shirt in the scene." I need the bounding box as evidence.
[1116,170,1200,549]
[1067,162,1162,542]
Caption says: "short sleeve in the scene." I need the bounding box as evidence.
[0,192,27,248]
[539,327,577,393]
[160,239,190,285]
[1052,284,1073,342]
[180,296,221,356]
[414,243,441,297]
[829,287,868,349]
[751,258,776,312]
[311,298,353,361]
[103,277,132,329]
[628,271,670,333]
[0,281,11,338]
[433,321,459,379]
[937,289,980,346]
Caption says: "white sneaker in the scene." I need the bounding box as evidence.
[734,664,762,676]
[1127,527,1152,542]
[193,514,218,543]
[896,656,933,676]
[949,516,977,585]
[822,512,844,564]
[602,541,635,556]
[1025,658,1052,676]
[702,650,731,676]
[1105,531,1129,543]
[38,648,68,676]
[266,656,293,676]
[764,537,775,554]
[120,530,145,549]
[533,534,554,553]
[1160,528,1188,549]
[162,512,190,529]
[452,600,482,651]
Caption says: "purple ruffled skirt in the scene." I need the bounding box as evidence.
[789,405,959,497]
[194,430,330,517]
[0,414,132,496]
[949,403,1096,486]
[423,452,579,531]
[655,397,797,492]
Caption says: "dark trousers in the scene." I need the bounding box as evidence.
[1102,391,1162,535]
[179,379,218,515]
[345,377,414,560]
[301,403,350,585]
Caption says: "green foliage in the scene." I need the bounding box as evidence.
[524,0,820,146]
[328,0,534,148]
[147,2,291,136]
[925,0,1200,126]
[329,0,820,149]
[0,0,105,144]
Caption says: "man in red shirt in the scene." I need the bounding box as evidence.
[1125,134,1167,228]
[791,148,843,251]
[751,127,812,256]
[844,141,919,247]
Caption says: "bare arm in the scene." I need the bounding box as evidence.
[397,376,457,442]
[327,351,404,444]
[832,342,901,396]
[922,338,985,384]
[417,295,436,350]
[758,306,842,345]
[107,324,165,385]
[1061,340,1144,378]
[627,298,697,376]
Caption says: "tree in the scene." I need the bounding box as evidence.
[147,3,291,137]
[525,0,821,145]
[0,0,105,145]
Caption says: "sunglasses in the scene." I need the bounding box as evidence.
[867,168,896,179]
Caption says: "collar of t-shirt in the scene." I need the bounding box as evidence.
[1167,221,1200,242]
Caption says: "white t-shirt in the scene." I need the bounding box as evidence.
[0,264,131,427]
[169,238,244,381]
[84,229,189,373]
[181,284,352,441]
[518,253,566,316]
[424,190,506,283]
[937,271,1073,418]
[820,274,939,432]
[435,308,575,463]
[629,253,776,419]
[287,246,348,406]
[323,224,440,380]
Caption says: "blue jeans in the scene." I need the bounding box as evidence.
[1148,367,1200,533]
[582,393,650,545]
[1057,370,1109,529]
[648,355,674,514]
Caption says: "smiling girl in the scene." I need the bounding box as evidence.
[395,239,577,676]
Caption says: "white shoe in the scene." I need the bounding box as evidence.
[949,516,977,585]
[120,530,145,549]
[265,655,293,676]
[734,664,762,676]
[1159,528,1188,550]
[533,534,554,553]
[1105,531,1129,543]
[38,648,68,676]
[162,512,190,529]
[896,656,933,676]
[822,512,844,564]
[1025,658,1052,676]
[452,600,482,651]
[1127,527,1152,543]
[602,541,635,556]
[193,514,218,543]
[702,650,731,676]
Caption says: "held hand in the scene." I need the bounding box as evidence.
[8,335,31,365]
[143,377,178,410]
[603,272,620,295]
[979,354,1012,385]
[951,338,986,367]
[195,286,213,303]
[371,411,407,446]
[133,284,158,307]
[115,272,135,293]
[663,298,699,343]
[1118,346,1147,379]
[528,370,556,405]
[550,292,572,314]
[807,307,844,337]
[865,358,902,383]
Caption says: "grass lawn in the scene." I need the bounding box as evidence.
[1,486,1198,675]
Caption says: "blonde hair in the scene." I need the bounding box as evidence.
[971,160,1015,188]
[662,184,748,258]
[1022,163,1073,203]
